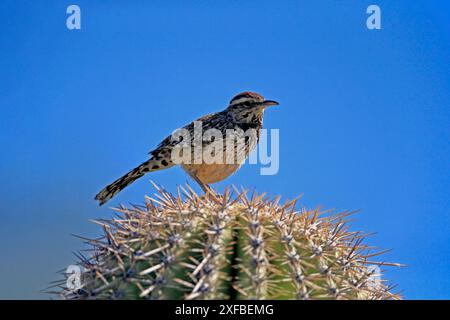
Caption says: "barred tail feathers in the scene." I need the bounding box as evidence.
[95,157,171,206]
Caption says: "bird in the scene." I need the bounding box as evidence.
[95,91,279,205]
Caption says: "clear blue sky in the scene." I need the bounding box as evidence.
[0,1,449,299]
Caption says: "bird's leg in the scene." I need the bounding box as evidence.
[201,182,213,193]
[185,170,212,194]
[193,174,212,194]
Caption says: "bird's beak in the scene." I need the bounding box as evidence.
[262,100,279,107]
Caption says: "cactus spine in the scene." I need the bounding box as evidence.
[59,184,400,300]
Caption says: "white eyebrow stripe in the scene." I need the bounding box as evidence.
[230,97,253,106]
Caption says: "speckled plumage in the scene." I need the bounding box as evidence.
[95,92,278,205]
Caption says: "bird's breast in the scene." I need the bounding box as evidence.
[182,163,242,184]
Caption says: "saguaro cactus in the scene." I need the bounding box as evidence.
[58,184,400,300]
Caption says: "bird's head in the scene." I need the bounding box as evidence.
[227,92,279,110]
[226,92,279,122]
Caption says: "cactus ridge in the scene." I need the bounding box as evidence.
[56,183,401,300]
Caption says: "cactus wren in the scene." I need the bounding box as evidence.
[95,92,279,205]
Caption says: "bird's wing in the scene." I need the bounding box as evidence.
[148,112,221,156]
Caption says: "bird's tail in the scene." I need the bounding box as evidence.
[95,159,162,206]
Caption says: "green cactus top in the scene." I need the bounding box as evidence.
[57,184,401,300]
